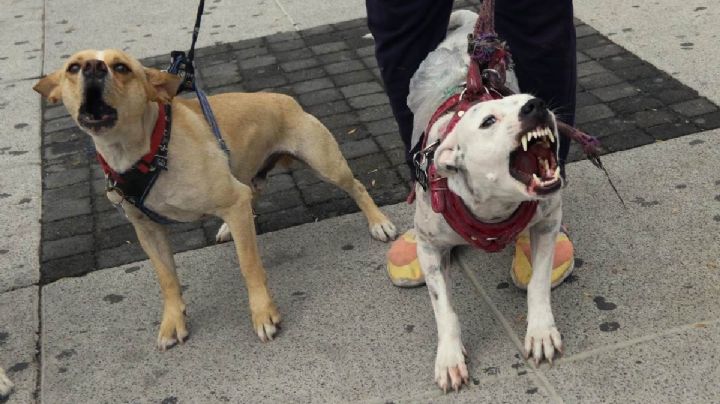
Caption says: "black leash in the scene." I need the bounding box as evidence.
[165,0,229,156]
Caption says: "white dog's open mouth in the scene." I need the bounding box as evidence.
[509,126,561,195]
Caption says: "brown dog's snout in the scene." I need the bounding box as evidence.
[82,59,108,80]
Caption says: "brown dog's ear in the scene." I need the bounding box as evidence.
[33,70,64,103]
[144,68,183,103]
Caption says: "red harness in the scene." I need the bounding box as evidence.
[96,103,167,182]
[417,90,538,253]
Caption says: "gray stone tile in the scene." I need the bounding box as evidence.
[40,204,525,403]
[546,321,720,403]
[0,286,39,404]
[456,130,720,359]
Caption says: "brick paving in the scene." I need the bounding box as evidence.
[39,8,720,282]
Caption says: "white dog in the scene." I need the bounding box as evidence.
[409,11,564,392]
[0,366,13,398]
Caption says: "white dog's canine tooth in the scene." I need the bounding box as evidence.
[521,135,528,151]
[548,131,555,143]
[554,167,561,179]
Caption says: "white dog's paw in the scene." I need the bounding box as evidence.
[0,367,14,398]
[215,223,233,243]
[369,219,397,242]
[434,340,469,393]
[524,325,562,366]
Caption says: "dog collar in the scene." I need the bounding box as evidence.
[97,102,176,224]
[413,89,538,252]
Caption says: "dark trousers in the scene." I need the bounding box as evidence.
[366,0,576,175]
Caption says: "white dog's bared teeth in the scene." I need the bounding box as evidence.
[553,167,561,179]
[548,130,555,143]
[521,135,528,151]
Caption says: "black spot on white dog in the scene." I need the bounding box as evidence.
[565,273,579,283]
[689,139,704,145]
[124,266,141,273]
[341,243,354,250]
[0,332,8,344]
[496,281,509,289]
[714,215,720,222]
[58,366,68,373]
[9,151,28,156]
[574,258,584,268]
[593,296,617,311]
[103,294,125,304]
[694,6,707,11]
[599,321,620,332]
[675,184,687,189]
[13,123,28,129]
[405,324,414,333]
[0,193,10,199]
[161,397,179,404]
[526,387,538,395]
[0,250,8,255]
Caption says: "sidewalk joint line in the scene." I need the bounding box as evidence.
[556,317,720,364]
[455,249,564,404]
[272,0,299,30]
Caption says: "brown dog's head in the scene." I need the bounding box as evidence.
[33,49,182,135]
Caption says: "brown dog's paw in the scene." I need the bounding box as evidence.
[369,219,398,242]
[156,307,189,351]
[252,304,281,342]
[215,223,233,243]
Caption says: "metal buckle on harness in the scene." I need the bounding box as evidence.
[413,139,440,191]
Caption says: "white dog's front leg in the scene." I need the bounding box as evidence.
[525,201,563,365]
[416,237,468,392]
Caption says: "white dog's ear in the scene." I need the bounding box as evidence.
[33,70,63,103]
[144,68,183,103]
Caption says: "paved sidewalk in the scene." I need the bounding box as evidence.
[19,131,720,403]
[2,0,720,402]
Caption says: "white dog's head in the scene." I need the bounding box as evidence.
[433,94,562,204]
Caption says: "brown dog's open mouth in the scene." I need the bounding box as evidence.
[78,86,118,131]
[509,126,561,195]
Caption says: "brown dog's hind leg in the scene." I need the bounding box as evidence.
[289,113,397,241]
[128,211,188,351]
[217,182,280,342]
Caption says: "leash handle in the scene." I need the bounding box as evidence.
[187,0,205,63]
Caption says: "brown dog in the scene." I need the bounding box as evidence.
[34,49,397,350]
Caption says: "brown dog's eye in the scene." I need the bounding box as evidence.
[112,63,131,74]
[480,115,496,129]
[67,63,81,74]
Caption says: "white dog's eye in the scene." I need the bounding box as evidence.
[112,63,131,74]
[480,115,496,129]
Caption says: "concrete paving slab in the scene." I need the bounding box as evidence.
[43,0,296,73]
[456,129,720,359]
[544,320,720,403]
[0,0,44,84]
[41,203,538,403]
[0,81,43,168]
[574,0,720,105]
[277,0,366,31]
[0,286,40,404]
[0,162,41,292]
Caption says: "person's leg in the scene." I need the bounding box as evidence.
[367,0,453,287]
[367,0,453,174]
[495,0,576,290]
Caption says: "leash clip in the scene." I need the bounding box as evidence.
[413,139,440,191]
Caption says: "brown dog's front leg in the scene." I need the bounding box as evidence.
[128,211,188,351]
[218,184,280,342]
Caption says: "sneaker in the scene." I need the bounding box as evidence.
[386,229,425,288]
[510,227,574,290]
